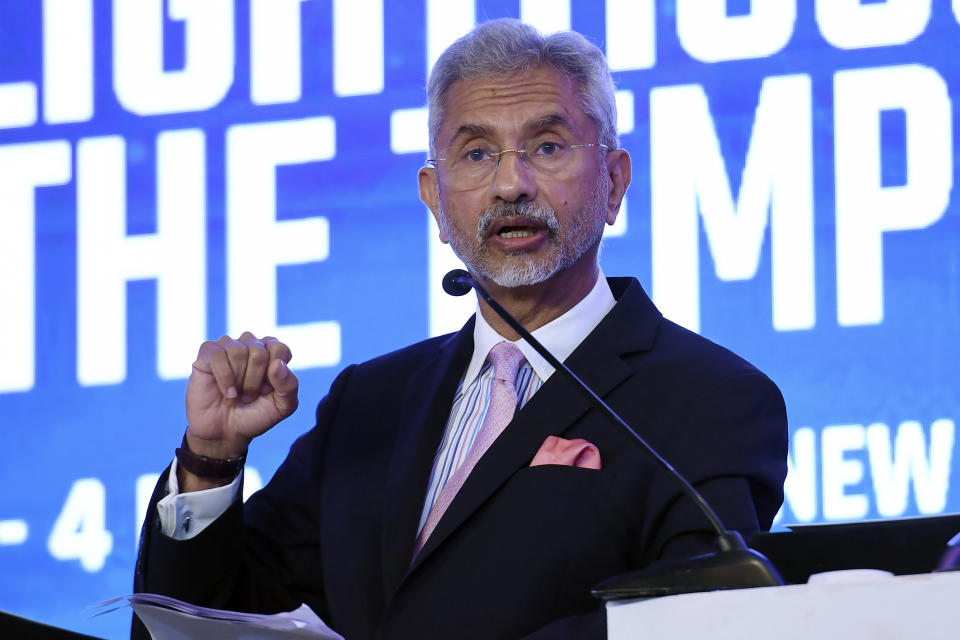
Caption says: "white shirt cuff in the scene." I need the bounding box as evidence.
[156,458,242,540]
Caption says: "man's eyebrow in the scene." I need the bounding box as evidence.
[451,123,491,143]
[448,115,573,146]
[529,114,573,133]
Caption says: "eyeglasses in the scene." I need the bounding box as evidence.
[426,140,608,188]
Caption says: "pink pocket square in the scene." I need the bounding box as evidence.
[529,435,602,470]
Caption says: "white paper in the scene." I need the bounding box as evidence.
[97,593,344,640]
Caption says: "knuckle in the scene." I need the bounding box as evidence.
[248,345,268,366]
[247,335,266,349]
[224,341,247,359]
[265,339,291,360]
[199,339,221,353]
[197,343,227,367]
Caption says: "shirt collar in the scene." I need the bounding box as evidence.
[463,270,616,386]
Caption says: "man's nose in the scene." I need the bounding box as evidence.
[491,149,538,202]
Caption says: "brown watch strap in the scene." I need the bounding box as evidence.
[175,434,246,480]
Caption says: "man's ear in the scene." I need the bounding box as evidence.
[418,166,448,244]
[603,148,632,226]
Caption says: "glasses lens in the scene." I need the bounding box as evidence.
[445,144,497,186]
[440,143,598,188]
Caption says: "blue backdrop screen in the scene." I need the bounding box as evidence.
[1,1,958,637]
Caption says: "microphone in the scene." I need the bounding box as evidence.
[442,269,474,297]
[443,268,783,598]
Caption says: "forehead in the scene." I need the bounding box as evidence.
[438,66,594,146]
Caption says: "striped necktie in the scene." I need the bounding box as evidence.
[414,341,526,555]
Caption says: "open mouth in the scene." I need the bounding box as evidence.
[497,226,539,239]
[487,216,551,240]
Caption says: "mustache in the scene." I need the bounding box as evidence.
[476,201,559,237]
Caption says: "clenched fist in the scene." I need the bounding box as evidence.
[183,332,299,472]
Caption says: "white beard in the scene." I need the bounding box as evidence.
[437,171,609,288]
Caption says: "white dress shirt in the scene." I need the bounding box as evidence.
[158,271,615,540]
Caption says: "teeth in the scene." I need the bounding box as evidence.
[500,229,535,238]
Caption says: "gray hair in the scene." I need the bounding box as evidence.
[426,18,619,158]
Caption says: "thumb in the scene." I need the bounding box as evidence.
[268,359,299,417]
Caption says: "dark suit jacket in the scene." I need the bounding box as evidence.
[133,277,787,639]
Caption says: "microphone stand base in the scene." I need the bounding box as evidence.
[591,548,784,601]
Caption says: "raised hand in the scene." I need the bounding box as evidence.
[184,332,299,465]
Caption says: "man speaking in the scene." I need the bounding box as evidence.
[134,18,787,639]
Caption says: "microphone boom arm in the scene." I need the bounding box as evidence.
[444,269,783,598]
[450,270,730,543]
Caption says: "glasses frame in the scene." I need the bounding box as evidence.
[425,142,609,183]
[426,142,608,168]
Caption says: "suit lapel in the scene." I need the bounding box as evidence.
[380,318,475,601]
[409,278,662,568]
